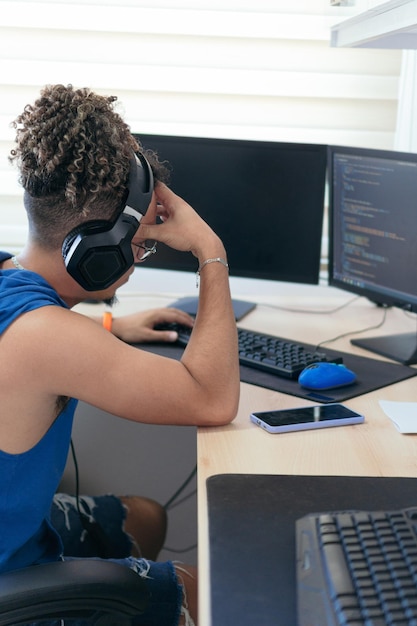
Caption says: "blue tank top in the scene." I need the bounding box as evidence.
[0,253,78,573]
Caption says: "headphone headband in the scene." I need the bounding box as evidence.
[125,152,154,219]
[62,152,154,291]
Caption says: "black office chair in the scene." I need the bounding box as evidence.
[0,559,149,625]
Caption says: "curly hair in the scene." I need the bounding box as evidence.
[9,84,169,248]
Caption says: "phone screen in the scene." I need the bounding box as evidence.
[254,404,360,426]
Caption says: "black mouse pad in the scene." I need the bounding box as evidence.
[207,473,417,626]
[238,340,417,403]
[135,339,417,403]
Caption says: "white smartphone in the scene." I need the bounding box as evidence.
[250,403,364,434]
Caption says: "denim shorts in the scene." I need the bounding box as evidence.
[39,493,185,626]
[50,493,133,559]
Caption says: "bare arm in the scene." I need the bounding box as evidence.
[138,183,240,422]
[3,184,240,438]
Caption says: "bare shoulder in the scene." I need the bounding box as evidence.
[2,305,201,426]
[3,304,108,356]
[2,305,113,386]
[3,304,146,385]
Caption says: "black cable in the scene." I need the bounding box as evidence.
[260,295,361,315]
[70,439,82,517]
[163,464,197,510]
[315,307,388,351]
[166,488,197,511]
[70,439,118,558]
[162,469,198,554]
[260,295,393,353]
[163,543,198,554]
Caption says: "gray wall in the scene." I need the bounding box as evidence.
[59,401,198,566]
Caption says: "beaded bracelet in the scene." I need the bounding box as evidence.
[196,257,229,288]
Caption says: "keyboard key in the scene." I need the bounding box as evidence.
[322,542,356,599]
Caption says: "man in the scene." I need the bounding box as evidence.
[0,84,240,625]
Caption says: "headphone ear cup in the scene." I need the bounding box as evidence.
[62,221,109,259]
[62,219,135,291]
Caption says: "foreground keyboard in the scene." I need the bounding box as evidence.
[296,507,417,625]
[166,324,336,380]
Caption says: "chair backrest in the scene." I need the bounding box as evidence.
[0,560,149,625]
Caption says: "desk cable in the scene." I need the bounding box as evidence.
[163,464,197,510]
[314,306,389,351]
[69,439,120,558]
[260,296,399,353]
[259,294,361,315]
[163,464,198,555]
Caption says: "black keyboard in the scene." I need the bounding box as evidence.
[236,328,337,380]
[163,324,338,380]
[296,507,417,625]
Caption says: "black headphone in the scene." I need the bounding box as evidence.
[62,152,154,291]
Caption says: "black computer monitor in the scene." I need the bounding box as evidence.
[135,134,327,285]
[328,144,417,365]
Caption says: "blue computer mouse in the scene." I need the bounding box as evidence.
[298,362,357,391]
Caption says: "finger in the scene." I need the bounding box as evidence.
[146,307,193,327]
[149,329,179,343]
[154,182,174,202]
[163,308,195,327]
[135,221,161,242]
[155,207,169,222]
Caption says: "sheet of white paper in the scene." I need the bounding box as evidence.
[379,400,417,434]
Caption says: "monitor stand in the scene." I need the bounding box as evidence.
[351,332,417,366]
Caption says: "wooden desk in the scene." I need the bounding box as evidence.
[76,282,417,625]
[197,289,417,626]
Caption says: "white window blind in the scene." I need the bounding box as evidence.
[0,0,402,250]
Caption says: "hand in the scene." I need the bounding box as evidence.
[111,307,194,344]
[135,183,225,263]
